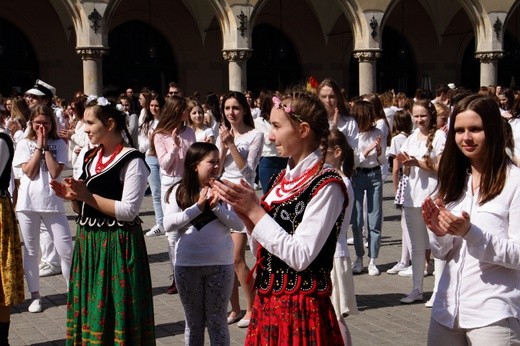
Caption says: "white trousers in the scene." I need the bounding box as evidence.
[428,317,520,346]
[17,211,73,292]
[403,206,430,293]
[40,223,61,266]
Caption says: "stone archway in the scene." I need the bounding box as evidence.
[0,18,39,96]
[103,20,177,97]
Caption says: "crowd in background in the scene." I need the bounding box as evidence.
[0,78,519,345]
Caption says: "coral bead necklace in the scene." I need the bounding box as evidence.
[95,142,124,174]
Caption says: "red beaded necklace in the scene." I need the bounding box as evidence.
[95,142,124,174]
[275,162,320,197]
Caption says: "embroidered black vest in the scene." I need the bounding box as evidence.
[78,148,147,228]
[0,133,13,192]
[255,168,346,296]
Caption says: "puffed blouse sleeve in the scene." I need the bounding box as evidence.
[240,130,264,184]
[251,181,345,272]
[114,156,150,221]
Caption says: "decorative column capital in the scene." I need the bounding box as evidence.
[475,51,504,63]
[353,50,382,62]
[222,49,252,62]
[76,47,109,60]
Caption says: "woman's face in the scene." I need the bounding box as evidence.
[412,105,431,133]
[4,100,12,112]
[223,97,244,126]
[138,94,146,108]
[454,110,486,163]
[436,112,448,129]
[318,85,337,115]
[83,107,109,145]
[268,107,302,159]
[149,100,161,118]
[498,94,509,110]
[190,106,204,126]
[196,150,220,186]
[31,114,52,137]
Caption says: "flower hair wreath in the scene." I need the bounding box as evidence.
[86,95,110,107]
[272,96,302,123]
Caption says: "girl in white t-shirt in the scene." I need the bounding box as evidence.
[13,105,73,313]
[188,99,215,143]
[386,110,413,275]
[397,99,446,304]
[164,142,243,345]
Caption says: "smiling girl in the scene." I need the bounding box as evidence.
[164,142,243,345]
[422,94,520,345]
[51,96,155,345]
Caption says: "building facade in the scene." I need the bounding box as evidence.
[0,0,519,99]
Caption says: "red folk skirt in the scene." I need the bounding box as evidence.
[245,292,344,345]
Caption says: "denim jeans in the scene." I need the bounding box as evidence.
[145,155,163,226]
[351,168,383,259]
[258,156,288,194]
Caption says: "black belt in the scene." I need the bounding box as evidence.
[355,166,380,174]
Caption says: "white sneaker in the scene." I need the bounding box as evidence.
[346,237,354,245]
[352,257,363,274]
[39,263,62,277]
[145,224,165,237]
[364,240,369,248]
[28,298,42,313]
[400,289,423,304]
[387,261,409,274]
[368,263,380,276]
[424,261,434,276]
[398,266,413,277]
[425,296,435,308]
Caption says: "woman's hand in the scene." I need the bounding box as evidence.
[171,127,181,147]
[50,179,78,201]
[213,179,265,226]
[397,151,419,167]
[219,125,235,149]
[196,186,209,210]
[422,197,471,237]
[61,178,93,203]
[36,124,46,149]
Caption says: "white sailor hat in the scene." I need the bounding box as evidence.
[26,79,56,99]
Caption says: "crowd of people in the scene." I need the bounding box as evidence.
[0,78,519,345]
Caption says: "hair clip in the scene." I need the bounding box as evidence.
[86,95,110,107]
[272,96,302,123]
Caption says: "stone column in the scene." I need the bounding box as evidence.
[353,50,381,95]
[223,49,252,92]
[475,52,503,87]
[76,48,109,96]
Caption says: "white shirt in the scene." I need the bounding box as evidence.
[252,150,346,272]
[430,166,520,329]
[14,138,68,212]
[388,132,408,157]
[354,128,387,168]
[217,128,263,186]
[508,118,520,160]
[400,129,446,207]
[193,126,214,143]
[330,114,359,150]
[138,118,158,155]
[163,185,243,266]
[253,117,278,157]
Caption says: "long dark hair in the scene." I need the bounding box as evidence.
[437,95,511,205]
[328,128,354,178]
[85,99,135,148]
[150,95,185,156]
[169,142,218,210]
[220,91,254,129]
[351,100,376,133]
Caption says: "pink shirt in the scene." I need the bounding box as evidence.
[153,127,196,177]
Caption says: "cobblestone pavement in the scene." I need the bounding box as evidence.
[10,178,433,345]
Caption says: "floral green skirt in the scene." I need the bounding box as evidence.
[66,222,155,345]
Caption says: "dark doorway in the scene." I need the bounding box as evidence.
[379,27,417,96]
[104,20,177,97]
[0,18,39,96]
[498,33,520,89]
[247,24,303,94]
[460,38,480,90]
